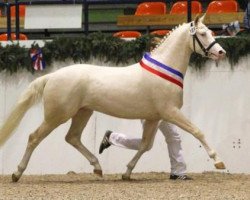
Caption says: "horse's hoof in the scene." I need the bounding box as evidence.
[122,174,131,181]
[215,161,226,169]
[93,169,103,177]
[12,173,20,182]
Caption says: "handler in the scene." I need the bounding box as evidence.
[99,121,192,180]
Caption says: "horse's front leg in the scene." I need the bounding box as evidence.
[164,107,225,169]
[122,120,159,180]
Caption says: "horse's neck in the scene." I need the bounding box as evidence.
[151,25,192,75]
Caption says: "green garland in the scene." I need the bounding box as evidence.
[0,32,250,74]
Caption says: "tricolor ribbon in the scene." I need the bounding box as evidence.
[140,53,184,89]
[30,48,46,71]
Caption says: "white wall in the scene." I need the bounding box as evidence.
[0,57,250,175]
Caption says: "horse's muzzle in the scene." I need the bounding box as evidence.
[209,47,226,60]
[218,49,226,59]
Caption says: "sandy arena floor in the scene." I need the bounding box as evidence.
[1,172,250,200]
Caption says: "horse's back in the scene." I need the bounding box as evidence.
[50,63,142,92]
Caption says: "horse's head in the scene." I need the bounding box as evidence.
[189,15,226,60]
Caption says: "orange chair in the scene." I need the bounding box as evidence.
[206,1,238,13]
[135,2,167,15]
[150,30,170,36]
[10,5,26,17]
[170,1,202,14]
[0,33,28,41]
[113,31,142,38]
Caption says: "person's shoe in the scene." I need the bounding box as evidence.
[99,130,112,154]
[169,174,193,180]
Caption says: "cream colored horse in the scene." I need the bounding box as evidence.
[0,16,226,182]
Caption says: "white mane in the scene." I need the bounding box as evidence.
[151,23,188,54]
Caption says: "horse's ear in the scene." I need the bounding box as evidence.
[194,14,206,26]
[194,15,200,26]
[199,14,206,23]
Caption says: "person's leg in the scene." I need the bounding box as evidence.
[99,130,141,153]
[158,121,192,180]
[109,131,141,150]
[99,121,151,153]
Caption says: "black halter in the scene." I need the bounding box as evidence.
[190,22,217,57]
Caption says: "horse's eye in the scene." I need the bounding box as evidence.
[200,33,206,37]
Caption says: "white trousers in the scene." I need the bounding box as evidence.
[109,121,187,175]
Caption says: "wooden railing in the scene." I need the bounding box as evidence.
[117,12,245,27]
[1,13,244,33]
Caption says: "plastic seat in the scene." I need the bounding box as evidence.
[206,1,238,13]
[135,2,167,15]
[150,30,170,36]
[0,33,28,41]
[113,31,142,38]
[170,1,202,14]
[10,5,26,17]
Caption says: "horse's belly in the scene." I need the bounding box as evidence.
[87,101,160,120]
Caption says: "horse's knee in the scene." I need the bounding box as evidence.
[146,143,154,151]
[193,128,205,140]
[139,142,153,152]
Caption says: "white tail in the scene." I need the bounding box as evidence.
[0,74,50,147]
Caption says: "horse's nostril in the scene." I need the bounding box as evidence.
[219,50,224,54]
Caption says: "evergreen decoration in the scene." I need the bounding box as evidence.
[0,32,250,74]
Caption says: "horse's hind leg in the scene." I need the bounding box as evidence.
[165,108,225,169]
[65,108,102,176]
[122,120,159,180]
[12,121,58,182]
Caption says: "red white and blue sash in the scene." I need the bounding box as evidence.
[140,53,184,88]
